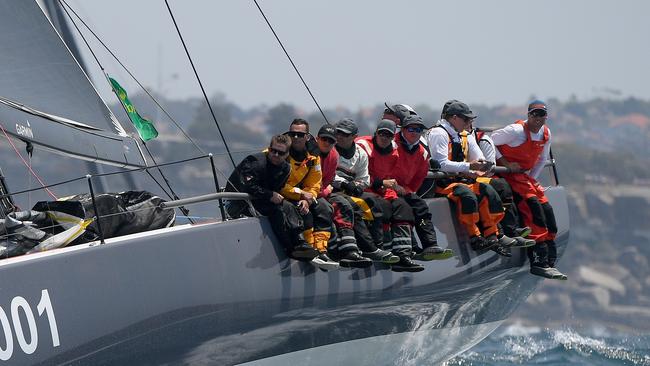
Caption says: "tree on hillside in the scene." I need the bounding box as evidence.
[188,93,265,149]
[265,103,297,134]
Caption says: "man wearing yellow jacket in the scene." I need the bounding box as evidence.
[282,118,338,270]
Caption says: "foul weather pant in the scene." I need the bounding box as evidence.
[478,177,520,237]
[435,181,504,238]
[502,173,558,268]
[502,173,557,243]
[253,199,307,253]
[327,193,360,254]
[311,198,334,253]
[345,194,382,254]
[402,192,438,249]
[362,192,415,257]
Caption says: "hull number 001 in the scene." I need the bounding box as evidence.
[0,289,60,361]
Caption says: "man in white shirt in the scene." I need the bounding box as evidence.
[426,101,515,252]
[470,125,535,249]
[491,100,567,280]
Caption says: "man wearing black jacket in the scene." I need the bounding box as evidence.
[225,135,318,260]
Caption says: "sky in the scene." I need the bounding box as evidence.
[64,0,650,111]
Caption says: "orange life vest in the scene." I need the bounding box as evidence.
[497,120,549,171]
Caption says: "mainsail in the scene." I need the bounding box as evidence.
[0,0,145,168]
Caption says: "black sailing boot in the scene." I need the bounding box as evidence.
[391,256,424,272]
[528,242,565,280]
[545,240,567,280]
[412,218,453,261]
[338,250,373,268]
[289,233,319,261]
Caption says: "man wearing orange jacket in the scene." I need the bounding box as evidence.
[491,100,567,280]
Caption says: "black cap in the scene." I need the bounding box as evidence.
[335,118,358,135]
[401,115,426,128]
[317,124,337,142]
[441,99,460,118]
[445,101,477,119]
[376,119,396,134]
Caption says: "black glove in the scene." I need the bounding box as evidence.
[342,181,363,197]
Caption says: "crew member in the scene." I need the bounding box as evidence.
[491,100,568,280]
[225,135,318,260]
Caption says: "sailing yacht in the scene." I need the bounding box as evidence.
[0,1,569,365]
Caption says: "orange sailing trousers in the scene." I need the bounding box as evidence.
[502,173,556,243]
[435,181,504,238]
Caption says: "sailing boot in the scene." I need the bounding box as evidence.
[492,245,512,257]
[363,248,400,264]
[545,240,567,280]
[470,235,494,251]
[412,218,453,261]
[310,231,339,271]
[290,232,319,261]
[413,245,454,261]
[391,256,425,272]
[527,242,561,279]
[514,226,532,238]
[511,236,536,248]
[496,234,517,247]
[338,250,373,268]
[311,252,340,271]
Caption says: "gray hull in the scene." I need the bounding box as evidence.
[0,187,569,365]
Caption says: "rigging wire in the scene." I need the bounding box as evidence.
[163,0,237,169]
[58,0,205,156]
[252,0,330,125]
[57,0,193,220]
[59,0,182,186]
[0,125,57,200]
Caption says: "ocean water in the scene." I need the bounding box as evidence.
[447,324,650,366]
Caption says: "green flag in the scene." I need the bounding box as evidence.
[109,77,158,141]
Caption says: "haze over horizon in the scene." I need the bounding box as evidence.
[66,0,650,110]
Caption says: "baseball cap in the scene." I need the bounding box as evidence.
[335,118,358,135]
[317,124,337,142]
[376,119,396,134]
[445,101,477,119]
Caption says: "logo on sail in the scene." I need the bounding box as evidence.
[15,120,34,139]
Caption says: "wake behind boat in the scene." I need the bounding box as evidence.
[0,1,570,365]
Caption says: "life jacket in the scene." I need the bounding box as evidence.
[497,120,549,171]
[280,152,322,201]
[433,126,472,187]
[474,129,488,145]
[393,133,430,194]
[434,125,468,163]
[356,136,399,184]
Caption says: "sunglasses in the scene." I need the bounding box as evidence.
[268,147,288,156]
[376,130,394,138]
[405,126,424,134]
[285,131,307,139]
[529,110,548,118]
[457,115,474,123]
